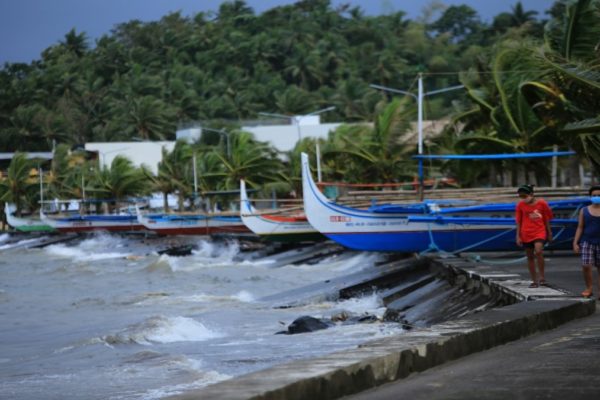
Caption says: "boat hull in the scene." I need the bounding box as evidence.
[300,153,580,253]
[41,212,144,233]
[5,204,54,232]
[138,211,250,236]
[322,226,575,252]
[239,180,322,242]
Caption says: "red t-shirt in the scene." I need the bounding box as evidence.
[515,199,553,242]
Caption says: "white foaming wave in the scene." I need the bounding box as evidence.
[45,243,128,261]
[182,290,255,303]
[79,232,127,250]
[191,240,240,264]
[233,290,255,302]
[146,241,245,272]
[0,237,39,250]
[290,292,385,318]
[0,233,9,243]
[334,292,385,317]
[292,252,384,272]
[237,258,276,267]
[101,316,224,345]
[45,232,131,261]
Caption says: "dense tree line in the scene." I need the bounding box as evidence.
[0,0,547,150]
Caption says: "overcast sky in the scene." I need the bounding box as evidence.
[0,0,555,65]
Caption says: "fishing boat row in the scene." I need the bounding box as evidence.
[4,204,250,235]
[3,151,589,254]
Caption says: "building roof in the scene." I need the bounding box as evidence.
[0,152,53,160]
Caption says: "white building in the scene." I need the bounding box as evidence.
[243,115,342,152]
[85,141,175,174]
[84,116,343,173]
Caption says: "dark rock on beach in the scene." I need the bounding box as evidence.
[277,316,332,335]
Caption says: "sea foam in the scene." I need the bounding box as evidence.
[101,316,223,346]
[45,233,130,261]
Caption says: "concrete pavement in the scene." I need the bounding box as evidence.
[344,251,600,400]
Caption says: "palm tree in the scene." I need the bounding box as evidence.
[520,0,600,174]
[60,28,89,58]
[153,142,193,211]
[447,38,563,186]
[207,131,284,192]
[324,98,417,184]
[0,153,35,216]
[91,155,151,212]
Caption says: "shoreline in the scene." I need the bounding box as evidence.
[169,251,595,400]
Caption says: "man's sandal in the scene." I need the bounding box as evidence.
[529,282,539,288]
[581,289,593,298]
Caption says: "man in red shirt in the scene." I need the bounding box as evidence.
[515,184,553,288]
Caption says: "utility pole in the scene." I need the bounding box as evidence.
[371,76,464,200]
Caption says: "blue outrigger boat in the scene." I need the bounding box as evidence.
[301,153,586,253]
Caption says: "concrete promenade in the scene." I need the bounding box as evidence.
[345,251,600,399]
[170,250,597,400]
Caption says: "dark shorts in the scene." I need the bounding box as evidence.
[523,239,545,249]
[581,242,600,266]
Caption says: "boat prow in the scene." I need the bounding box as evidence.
[4,203,54,232]
[239,179,322,242]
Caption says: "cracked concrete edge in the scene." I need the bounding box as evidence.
[168,257,596,400]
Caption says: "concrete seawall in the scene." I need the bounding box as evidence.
[170,254,596,400]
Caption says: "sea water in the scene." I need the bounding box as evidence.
[0,233,404,399]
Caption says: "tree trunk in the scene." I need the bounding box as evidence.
[517,165,526,186]
[566,157,580,186]
[489,163,498,186]
[177,193,185,211]
[163,192,169,212]
[527,169,537,187]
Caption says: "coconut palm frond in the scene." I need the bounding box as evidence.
[544,0,600,62]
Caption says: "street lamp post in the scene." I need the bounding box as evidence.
[192,152,198,204]
[100,147,130,168]
[370,75,464,200]
[258,106,336,141]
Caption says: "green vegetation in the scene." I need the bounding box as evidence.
[1,0,599,217]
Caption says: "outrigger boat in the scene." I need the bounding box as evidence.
[240,180,323,242]
[4,203,54,232]
[40,209,144,233]
[136,207,250,236]
[300,153,585,253]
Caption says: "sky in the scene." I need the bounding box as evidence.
[0,0,555,65]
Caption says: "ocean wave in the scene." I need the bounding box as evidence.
[189,240,241,266]
[45,232,131,261]
[100,316,224,346]
[292,251,384,272]
[144,255,177,272]
[334,293,386,318]
[145,240,244,272]
[286,292,386,319]
[45,243,129,261]
[182,290,255,304]
[0,233,9,243]
[0,236,40,250]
